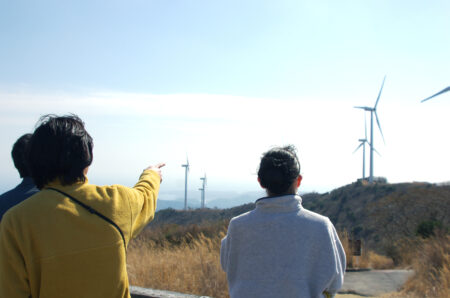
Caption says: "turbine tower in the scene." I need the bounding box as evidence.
[181,158,190,210]
[199,174,207,209]
[421,86,450,102]
[354,76,386,183]
[353,114,369,180]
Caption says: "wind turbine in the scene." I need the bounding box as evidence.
[421,86,450,102]
[353,114,369,180]
[354,76,386,183]
[199,174,207,209]
[181,157,190,210]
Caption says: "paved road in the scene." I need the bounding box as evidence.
[339,269,414,297]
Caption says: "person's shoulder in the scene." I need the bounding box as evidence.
[299,207,333,227]
[229,209,257,226]
[82,183,140,206]
[0,182,25,200]
[1,191,41,225]
[82,182,126,194]
[0,187,15,201]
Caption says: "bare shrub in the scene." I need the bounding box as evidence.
[338,230,353,268]
[367,251,394,269]
[338,230,394,270]
[400,234,449,298]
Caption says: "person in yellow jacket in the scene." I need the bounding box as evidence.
[0,114,164,298]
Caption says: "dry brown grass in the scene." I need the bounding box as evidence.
[367,251,394,269]
[127,223,448,298]
[127,226,396,297]
[339,230,394,270]
[399,234,450,298]
[127,231,229,298]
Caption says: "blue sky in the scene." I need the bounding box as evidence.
[1,0,449,204]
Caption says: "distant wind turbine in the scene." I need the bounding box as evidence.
[353,114,369,180]
[354,76,386,183]
[421,86,450,102]
[181,157,190,210]
[354,114,381,181]
[199,174,207,209]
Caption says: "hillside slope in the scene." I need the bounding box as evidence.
[147,181,450,254]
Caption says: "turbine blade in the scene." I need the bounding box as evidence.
[421,86,450,102]
[373,147,382,157]
[353,143,364,154]
[375,111,385,143]
[354,106,368,110]
[374,76,386,109]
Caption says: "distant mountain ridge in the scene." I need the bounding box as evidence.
[155,190,264,211]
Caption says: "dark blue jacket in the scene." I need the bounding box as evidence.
[0,177,39,221]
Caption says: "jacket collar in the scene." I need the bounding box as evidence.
[255,194,303,213]
[44,177,89,191]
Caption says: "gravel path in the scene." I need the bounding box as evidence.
[338,269,414,297]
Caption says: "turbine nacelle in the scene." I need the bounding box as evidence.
[354,106,373,112]
[181,157,190,172]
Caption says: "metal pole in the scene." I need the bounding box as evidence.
[201,188,204,208]
[203,180,206,208]
[182,161,189,210]
[184,166,188,210]
[369,111,374,183]
[200,176,206,208]
[362,142,366,180]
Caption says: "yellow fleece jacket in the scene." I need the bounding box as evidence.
[0,169,160,298]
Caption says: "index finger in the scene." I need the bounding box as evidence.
[155,163,166,168]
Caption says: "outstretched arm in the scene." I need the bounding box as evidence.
[129,163,165,239]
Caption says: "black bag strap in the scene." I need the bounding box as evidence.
[46,187,126,249]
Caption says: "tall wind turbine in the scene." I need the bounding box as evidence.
[421,86,450,102]
[353,114,369,180]
[354,76,386,183]
[199,174,207,209]
[181,158,190,210]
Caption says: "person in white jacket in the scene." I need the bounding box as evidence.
[221,145,346,298]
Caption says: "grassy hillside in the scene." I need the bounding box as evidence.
[147,181,450,258]
[302,181,449,259]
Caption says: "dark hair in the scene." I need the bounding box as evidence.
[257,145,301,195]
[11,134,33,178]
[29,114,93,189]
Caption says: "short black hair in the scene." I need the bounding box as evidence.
[29,114,93,189]
[257,145,301,195]
[11,134,33,178]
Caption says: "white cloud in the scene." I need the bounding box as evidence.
[0,89,449,195]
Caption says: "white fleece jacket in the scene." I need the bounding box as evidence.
[221,195,346,298]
